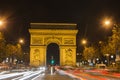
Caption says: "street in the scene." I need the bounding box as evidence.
[0,67,76,80]
[0,67,120,80]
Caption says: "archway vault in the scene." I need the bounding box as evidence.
[46,43,60,65]
[29,23,78,67]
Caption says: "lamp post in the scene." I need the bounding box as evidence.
[102,19,112,66]
[81,39,87,65]
[105,54,110,66]
[111,55,114,59]
[96,58,99,64]
[77,53,82,67]
[0,20,5,63]
[19,38,25,65]
[110,55,114,63]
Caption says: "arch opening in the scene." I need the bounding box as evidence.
[46,43,60,66]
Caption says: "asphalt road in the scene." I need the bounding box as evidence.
[0,68,120,80]
[34,73,76,80]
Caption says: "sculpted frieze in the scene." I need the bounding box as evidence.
[44,36,62,44]
[64,48,73,65]
[32,37,43,45]
[64,38,74,44]
[32,49,41,65]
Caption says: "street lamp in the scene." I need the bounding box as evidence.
[105,54,110,66]
[104,20,110,26]
[111,55,114,59]
[0,20,6,29]
[19,38,24,44]
[81,39,87,45]
[77,53,82,67]
[0,20,3,37]
[102,18,112,30]
[0,21,3,26]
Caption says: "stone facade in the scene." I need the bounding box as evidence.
[29,23,78,67]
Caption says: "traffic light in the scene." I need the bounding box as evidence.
[50,56,55,65]
[51,59,55,65]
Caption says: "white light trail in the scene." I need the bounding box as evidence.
[0,72,28,79]
[19,70,44,80]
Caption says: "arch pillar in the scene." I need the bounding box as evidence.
[30,46,46,66]
[60,46,76,66]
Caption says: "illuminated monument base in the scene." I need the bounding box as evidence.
[29,23,78,67]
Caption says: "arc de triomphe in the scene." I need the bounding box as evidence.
[29,23,78,67]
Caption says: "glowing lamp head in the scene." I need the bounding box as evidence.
[82,39,87,45]
[105,20,110,25]
[0,21,3,26]
[19,39,24,44]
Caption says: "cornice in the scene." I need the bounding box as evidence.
[30,23,77,26]
[30,23,77,29]
[29,29,78,35]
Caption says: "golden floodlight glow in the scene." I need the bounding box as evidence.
[101,18,112,29]
[82,39,87,45]
[104,20,110,25]
[0,21,3,26]
[19,39,24,44]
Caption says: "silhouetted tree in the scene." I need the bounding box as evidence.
[0,32,6,62]
[6,43,22,63]
[83,46,97,63]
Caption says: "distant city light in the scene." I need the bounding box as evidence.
[105,60,107,63]
[111,55,114,58]
[96,58,99,61]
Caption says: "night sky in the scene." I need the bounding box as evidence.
[0,0,120,52]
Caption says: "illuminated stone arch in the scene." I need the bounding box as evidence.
[29,23,78,67]
[45,38,61,46]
